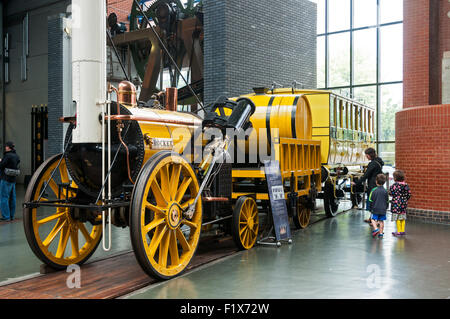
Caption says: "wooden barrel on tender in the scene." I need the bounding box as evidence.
[235,88,313,161]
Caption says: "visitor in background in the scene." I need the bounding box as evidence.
[352,147,384,222]
[390,170,411,236]
[0,141,20,222]
[368,174,389,238]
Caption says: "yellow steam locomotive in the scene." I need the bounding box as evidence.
[23,83,374,280]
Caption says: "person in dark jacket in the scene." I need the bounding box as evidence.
[0,141,20,221]
[351,148,384,220]
[368,174,389,238]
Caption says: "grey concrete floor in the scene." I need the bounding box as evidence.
[0,185,449,299]
[124,210,450,299]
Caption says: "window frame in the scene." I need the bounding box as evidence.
[316,0,402,158]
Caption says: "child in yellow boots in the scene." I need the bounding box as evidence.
[389,170,411,236]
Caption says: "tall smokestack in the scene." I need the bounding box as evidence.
[71,0,107,143]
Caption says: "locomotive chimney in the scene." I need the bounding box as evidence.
[165,87,178,111]
[71,0,107,143]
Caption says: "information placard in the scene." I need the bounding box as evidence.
[264,160,291,241]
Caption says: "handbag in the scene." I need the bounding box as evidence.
[4,167,20,177]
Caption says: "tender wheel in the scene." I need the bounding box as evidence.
[232,196,259,250]
[324,182,340,218]
[293,203,311,229]
[130,151,202,280]
[23,154,102,269]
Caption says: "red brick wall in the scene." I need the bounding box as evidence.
[438,0,450,103]
[403,0,430,108]
[107,0,134,25]
[396,105,450,212]
[398,1,450,217]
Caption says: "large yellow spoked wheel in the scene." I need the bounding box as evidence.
[130,151,202,280]
[23,154,102,269]
[293,203,311,229]
[232,196,259,250]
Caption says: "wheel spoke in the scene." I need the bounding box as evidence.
[159,165,171,201]
[144,201,166,216]
[59,162,70,184]
[78,222,94,244]
[143,217,166,234]
[169,230,180,266]
[42,217,67,248]
[175,177,192,203]
[176,228,191,252]
[158,230,170,268]
[55,225,70,258]
[36,212,66,226]
[70,228,80,258]
[46,179,60,198]
[181,219,198,230]
[151,180,168,206]
[149,225,168,258]
[170,164,182,196]
[239,224,247,236]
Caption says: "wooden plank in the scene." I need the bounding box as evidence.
[0,238,238,299]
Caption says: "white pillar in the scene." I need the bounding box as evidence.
[71,0,106,143]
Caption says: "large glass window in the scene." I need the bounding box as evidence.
[353,29,377,85]
[317,36,326,88]
[329,32,350,87]
[380,24,403,82]
[379,0,403,24]
[379,83,402,141]
[353,0,377,28]
[328,0,350,32]
[313,0,403,167]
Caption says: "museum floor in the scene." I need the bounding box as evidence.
[0,185,449,299]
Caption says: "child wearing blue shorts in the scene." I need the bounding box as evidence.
[368,174,389,238]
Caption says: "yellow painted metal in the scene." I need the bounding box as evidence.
[126,107,202,164]
[294,89,376,167]
[30,158,102,267]
[138,154,202,278]
[236,197,259,250]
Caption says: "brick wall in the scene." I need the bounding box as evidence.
[204,0,317,105]
[107,0,133,25]
[396,104,450,213]
[398,1,450,224]
[403,0,430,108]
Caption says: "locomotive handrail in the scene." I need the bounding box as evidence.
[104,114,200,127]
[23,200,130,211]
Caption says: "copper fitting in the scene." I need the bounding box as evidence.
[118,81,137,107]
[165,87,178,112]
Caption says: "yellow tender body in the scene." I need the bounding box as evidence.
[232,89,322,200]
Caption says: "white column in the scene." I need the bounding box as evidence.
[71,0,106,143]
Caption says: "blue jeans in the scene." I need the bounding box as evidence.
[0,180,16,220]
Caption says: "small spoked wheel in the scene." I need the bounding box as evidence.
[23,154,102,269]
[324,182,340,218]
[232,196,259,250]
[293,203,311,229]
[130,151,202,280]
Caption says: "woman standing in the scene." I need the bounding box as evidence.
[352,148,384,221]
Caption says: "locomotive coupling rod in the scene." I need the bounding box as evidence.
[184,137,230,219]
